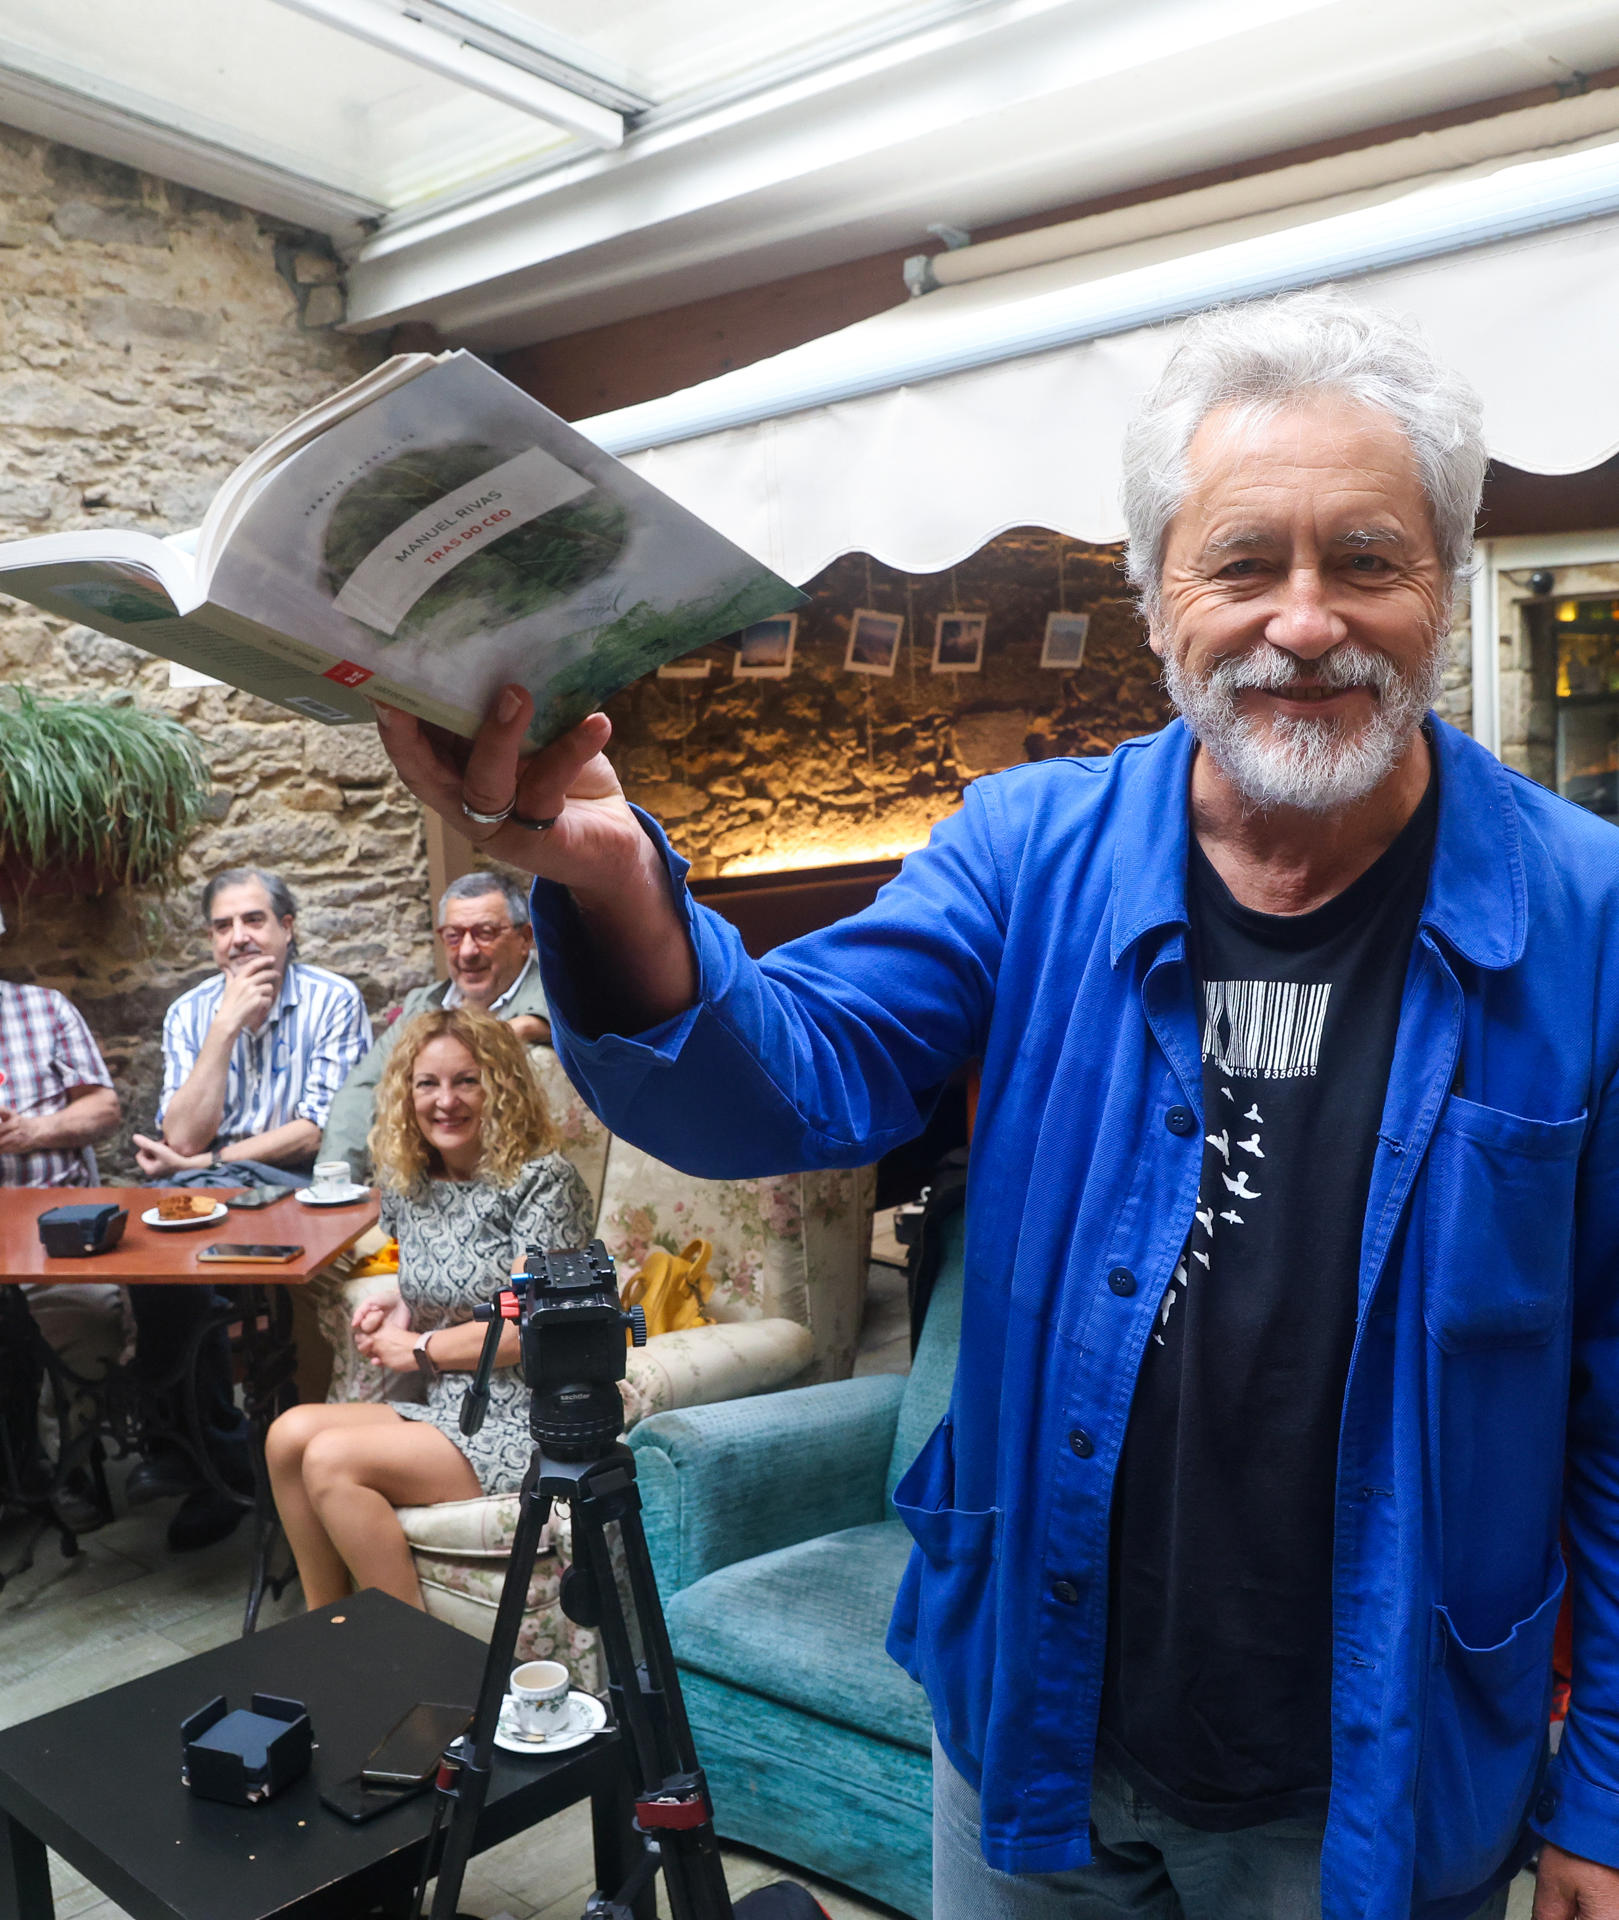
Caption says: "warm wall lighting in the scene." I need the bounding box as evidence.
[721,840,929,878]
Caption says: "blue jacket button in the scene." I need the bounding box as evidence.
[1166,1106,1196,1136]
[1108,1267,1136,1297]
[1069,1428,1094,1458]
[1535,1789,1558,1824]
[1051,1580,1080,1606]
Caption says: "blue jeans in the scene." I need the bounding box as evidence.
[932,1736,1513,1920]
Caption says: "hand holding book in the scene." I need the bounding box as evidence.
[376,687,699,1031]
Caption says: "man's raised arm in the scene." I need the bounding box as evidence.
[375,686,697,1036]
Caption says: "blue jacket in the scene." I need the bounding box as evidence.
[533,716,1619,1920]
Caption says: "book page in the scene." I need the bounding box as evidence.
[0,531,198,616]
[194,352,445,582]
[207,351,803,744]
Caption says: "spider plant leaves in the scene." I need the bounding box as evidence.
[0,688,210,893]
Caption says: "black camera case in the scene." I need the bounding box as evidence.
[36,1203,127,1258]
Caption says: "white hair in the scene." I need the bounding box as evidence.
[1121,291,1487,623]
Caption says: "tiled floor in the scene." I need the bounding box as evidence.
[0,1237,1536,1919]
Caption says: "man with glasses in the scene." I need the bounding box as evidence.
[127,866,370,1550]
[319,871,550,1184]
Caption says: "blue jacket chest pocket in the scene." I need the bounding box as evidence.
[1422,1097,1586,1352]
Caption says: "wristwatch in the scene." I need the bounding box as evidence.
[413,1330,442,1381]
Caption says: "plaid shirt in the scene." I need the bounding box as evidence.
[0,983,115,1187]
[156,961,371,1147]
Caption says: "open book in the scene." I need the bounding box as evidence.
[0,352,802,741]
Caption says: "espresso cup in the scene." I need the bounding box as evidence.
[508,1659,571,1739]
[312,1160,351,1198]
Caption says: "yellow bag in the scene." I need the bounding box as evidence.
[622,1238,714,1341]
[347,1236,400,1279]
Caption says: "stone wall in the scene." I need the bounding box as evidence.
[0,126,415,1176]
[604,530,1173,879]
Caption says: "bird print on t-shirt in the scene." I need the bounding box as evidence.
[1154,980,1330,1344]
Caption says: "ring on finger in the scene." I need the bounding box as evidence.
[510,810,558,832]
[462,797,516,826]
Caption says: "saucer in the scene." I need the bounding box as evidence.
[142,1201,229,1231]
[493,1689,607,1757]
[294,1184,370,1207]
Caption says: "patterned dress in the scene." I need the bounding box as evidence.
[386,1157,594,1494]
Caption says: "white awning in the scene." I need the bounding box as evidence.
[578,137,1619,582]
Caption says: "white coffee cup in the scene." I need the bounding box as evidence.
[509,1659,571,1739]
[312,1160,351,1197]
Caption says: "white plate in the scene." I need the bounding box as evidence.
[294,1184,370,1207]
[141,1201,229,1231]
[493,1690,607,1757]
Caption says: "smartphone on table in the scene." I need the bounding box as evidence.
[196,1244,303,1264]
[360,1702,473,1788]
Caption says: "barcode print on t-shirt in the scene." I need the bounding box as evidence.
[1201,979,1331,1080]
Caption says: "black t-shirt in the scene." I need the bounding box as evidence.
[1097,771,1438,1830]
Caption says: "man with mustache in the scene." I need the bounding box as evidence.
[128,867,370,1550]
[377,294,1619,1919]
[318,870,551,1185]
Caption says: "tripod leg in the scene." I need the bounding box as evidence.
[569,1463,733,1920]
[590,1757,656,1920]
[426,1462,555,1920]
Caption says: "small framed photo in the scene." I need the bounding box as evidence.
[732,614,797,679]
[1041,611,1090,669]
[932,612,986,674]
[657,654,712,679]
[845,607,904,677]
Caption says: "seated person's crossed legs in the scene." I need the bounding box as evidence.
[267,1006,590,1604]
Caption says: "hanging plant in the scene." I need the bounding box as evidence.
[0,688,211,894]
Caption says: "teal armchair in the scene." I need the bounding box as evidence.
[628,1215,964,1918]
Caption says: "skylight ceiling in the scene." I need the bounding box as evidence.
[0,0,977,218]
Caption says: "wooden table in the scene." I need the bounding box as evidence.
[0,1185,378,1283]
[0,1186,379,1629]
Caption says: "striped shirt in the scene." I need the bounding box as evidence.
[0,983,116,1187]
[156,961,371,1148]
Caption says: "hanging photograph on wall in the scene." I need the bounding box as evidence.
[1041,610,1091,669]
[657,652,712,679]
[732,613,797,678]
[932,612,986,673]
[845,607,904,677]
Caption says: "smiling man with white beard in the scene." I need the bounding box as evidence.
[378,292,1619,1920]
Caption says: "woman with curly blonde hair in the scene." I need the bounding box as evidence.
[266,1005,592,1608]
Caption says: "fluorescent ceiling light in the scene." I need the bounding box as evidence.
[270,0,626,148]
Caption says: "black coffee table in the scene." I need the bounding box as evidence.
[0,1589,651,1919]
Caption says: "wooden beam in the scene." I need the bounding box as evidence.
[423,809,478,979]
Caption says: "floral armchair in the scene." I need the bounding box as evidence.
[310,1046,875,1681]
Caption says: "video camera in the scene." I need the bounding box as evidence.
[461,1239,646,1461]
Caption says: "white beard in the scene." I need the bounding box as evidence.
[1160,637,1444,813]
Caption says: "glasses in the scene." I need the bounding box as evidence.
[437,924,512,950]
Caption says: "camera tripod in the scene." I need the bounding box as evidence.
[417,1245,827,1920]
